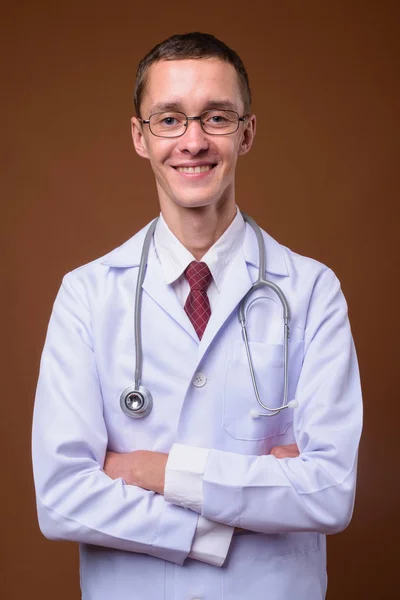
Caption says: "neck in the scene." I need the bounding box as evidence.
[160,201,237,260]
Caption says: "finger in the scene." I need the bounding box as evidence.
[269,444,300,459]
[284,444,300,456]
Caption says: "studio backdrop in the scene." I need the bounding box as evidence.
[1,1,399,599]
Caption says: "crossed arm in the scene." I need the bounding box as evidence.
[33,268,362,565]
[103,444,300,495]
[103,445,300,538]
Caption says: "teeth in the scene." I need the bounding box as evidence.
[176,165,212,173]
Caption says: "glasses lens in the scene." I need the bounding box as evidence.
[149,112,187,137]
[201,110,239,134]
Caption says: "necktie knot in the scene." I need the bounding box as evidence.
[185,261,212,292]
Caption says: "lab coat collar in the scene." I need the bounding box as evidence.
[101,222,199,341]
[101,218,289,278]
[100,222,152,268]
[242,220,289,277]
[100,218,289,352]
[142,242,200,342]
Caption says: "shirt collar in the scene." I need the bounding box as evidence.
[100,213,289,278]
[154,207,245,290]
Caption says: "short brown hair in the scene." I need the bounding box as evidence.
[134,32,251,117]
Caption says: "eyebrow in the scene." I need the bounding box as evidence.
[149,100,239,114]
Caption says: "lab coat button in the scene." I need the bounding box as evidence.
[192,372,207,387]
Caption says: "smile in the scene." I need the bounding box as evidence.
[175,165,215,174]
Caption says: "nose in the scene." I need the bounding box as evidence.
[177,117,209,155]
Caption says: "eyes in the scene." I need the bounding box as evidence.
[206,112,233,126]
[156,111,234,128]
[148,110,242,137]
[161,116,179,127]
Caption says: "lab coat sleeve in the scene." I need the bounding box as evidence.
[32,273,198,565]
[165,448,234,566]
[165,267,363,535]
[188,516,234,566]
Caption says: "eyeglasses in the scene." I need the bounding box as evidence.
[139,109,247,138]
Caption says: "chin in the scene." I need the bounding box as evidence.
[173,187,230,208]
[172,195,218,209]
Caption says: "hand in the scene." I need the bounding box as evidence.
[269,443,300,459]
[103,450,168,495]
[234,527,250,535]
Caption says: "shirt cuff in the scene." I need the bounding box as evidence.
[188,515,234,567]
[164,443,210,513]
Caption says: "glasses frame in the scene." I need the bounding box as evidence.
[139,110,247,138]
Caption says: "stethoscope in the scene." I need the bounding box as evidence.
[120,213,297,420]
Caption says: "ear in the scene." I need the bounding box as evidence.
[131,116,150,159]
[238,113,256,156]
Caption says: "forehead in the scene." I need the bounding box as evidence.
[142,58,243,113]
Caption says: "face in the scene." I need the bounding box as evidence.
[131,59,256,215]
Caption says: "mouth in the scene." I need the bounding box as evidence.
[173,164,217,174]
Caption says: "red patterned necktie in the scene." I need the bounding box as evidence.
[184,261,212,339]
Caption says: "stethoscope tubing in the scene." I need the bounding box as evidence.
[133,218,159,389]
[239,214,291,417]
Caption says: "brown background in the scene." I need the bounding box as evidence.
[1,1,399,598]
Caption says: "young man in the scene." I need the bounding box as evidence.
[32,33,362,600]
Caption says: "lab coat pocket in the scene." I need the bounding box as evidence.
[223,340,303,441]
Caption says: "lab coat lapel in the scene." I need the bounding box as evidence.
[100,221,197,343]
[142,245,199,343]
[197,248,253,362]
[197,220,290,362]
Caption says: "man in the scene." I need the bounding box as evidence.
[32,32,362,599]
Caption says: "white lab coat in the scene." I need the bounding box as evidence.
[32,219,362,600]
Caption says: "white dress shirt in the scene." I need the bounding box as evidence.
[154,208,245,566]
[154,208,245,311]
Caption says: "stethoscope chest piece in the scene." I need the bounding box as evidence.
[120,385,153,419]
